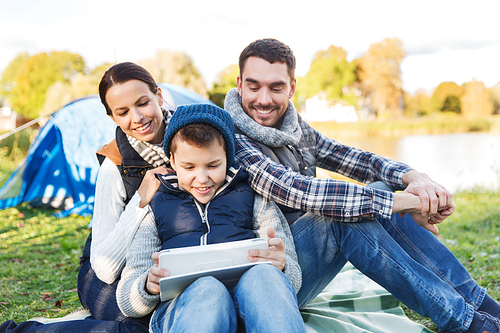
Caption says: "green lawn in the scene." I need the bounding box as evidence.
[1,188,499,329]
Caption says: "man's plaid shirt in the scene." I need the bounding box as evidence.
[234,129,412,222]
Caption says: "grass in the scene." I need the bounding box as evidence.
[0,205,91,322]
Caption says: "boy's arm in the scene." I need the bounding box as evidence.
[252,194,302,293]
[116,209,162,317]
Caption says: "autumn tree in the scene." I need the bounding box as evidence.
[357,38,405,118]
[490,83,500,114]
[208,64,238,108]
[460,79,494,116]
[404,89,432,117]
[1,51,85,119]
[0,52,30,97]
[430,82,463,113]
[138,50,207,98]
[41,72,99,116]
[296,45,358,107]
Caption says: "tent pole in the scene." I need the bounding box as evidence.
[0,116,43,142]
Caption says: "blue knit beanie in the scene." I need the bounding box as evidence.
[163,104,235,167]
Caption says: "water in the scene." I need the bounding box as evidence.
[335,132,500,193]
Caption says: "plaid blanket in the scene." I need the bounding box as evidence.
[301,262,433,333]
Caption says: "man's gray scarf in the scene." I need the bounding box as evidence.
[126,108,172,168]
[224,88,302,148]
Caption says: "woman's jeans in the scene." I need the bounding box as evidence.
[290,211,485,333]
[0,260,149,333]
[150,264,306,333]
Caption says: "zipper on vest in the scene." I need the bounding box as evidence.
[194,201,211,245]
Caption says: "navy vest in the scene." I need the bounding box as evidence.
[80,127,154,263]
[151,169,255,250]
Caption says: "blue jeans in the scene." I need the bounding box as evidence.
[150,264,306,333]
[290,211,485,333]
[0,260,150,333]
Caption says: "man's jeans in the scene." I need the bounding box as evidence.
[0,260,149,333]
[150,264,306,333]
[290,211,485,333]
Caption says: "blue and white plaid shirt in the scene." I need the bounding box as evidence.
[234,128,412,222]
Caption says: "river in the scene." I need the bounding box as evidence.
[334,132,500,193]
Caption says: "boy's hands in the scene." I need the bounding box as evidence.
[248,227,286,271]
[146,252,170,295]
[138,166,173,208]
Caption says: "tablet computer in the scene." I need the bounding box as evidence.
[159,238,270,301]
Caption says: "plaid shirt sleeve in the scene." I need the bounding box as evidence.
[235,131,412,222]
[314,130,411,191]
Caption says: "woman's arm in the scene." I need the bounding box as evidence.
[90,158,150,284]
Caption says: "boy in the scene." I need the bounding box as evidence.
[116,104,306,333]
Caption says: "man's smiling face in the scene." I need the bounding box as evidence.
[237,57,296,129]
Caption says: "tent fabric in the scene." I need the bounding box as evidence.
[0,84,214,217]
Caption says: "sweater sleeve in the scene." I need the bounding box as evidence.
[90,158,150,284]
[116,209,162,317]
[252,195,302,293]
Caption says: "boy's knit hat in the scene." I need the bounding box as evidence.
[163,104,235,167]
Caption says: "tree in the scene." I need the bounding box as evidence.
[2,51,85,119]
[0,52,29,97]
[404,90,432,117]
[460,79,494,117]
[357,38,405,118]
[430,82,463,112]
[208,64,238,108]
[296,45,358,107]
[138,50,207,98]
[41,72,97,116]
[490,83,500,114]
[441,96,461,113]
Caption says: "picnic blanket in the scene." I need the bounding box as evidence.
[301,262,434,332]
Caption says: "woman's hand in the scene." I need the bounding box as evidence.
[247,227,286,271]
[145,252,170,295]
[138,166,172,208]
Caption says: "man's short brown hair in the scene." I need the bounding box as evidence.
[239,38,296,83]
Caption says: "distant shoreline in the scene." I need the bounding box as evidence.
[310,115,500,138]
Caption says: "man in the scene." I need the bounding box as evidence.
[224,38,500,333]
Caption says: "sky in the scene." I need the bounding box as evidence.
[1,0,499,94]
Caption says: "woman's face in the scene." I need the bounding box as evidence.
[106,80,165,144]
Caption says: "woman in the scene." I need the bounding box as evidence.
[77,62,174,329]
[1,62,170,333]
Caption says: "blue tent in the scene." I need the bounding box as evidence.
[0,83,214,217]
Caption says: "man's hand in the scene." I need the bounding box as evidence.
[145,252,170,295]
[247,227,286,271]
[138,166,173,208]
[402,170,455,219]
[392,192,454,235]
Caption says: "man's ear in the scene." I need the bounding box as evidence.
[289,78,297,99]
[236,75,242,96]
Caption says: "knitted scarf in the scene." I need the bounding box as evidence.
[224,88,302,148]
[126,108,172,168]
